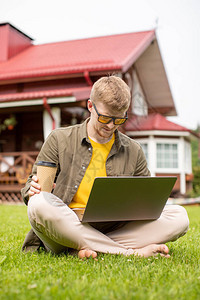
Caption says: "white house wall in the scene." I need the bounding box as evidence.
[184,140,192,173]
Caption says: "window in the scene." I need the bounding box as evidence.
[156,143,178,169]
[133,92,148,116]
[132,71,148,116]
[140,143,148,164]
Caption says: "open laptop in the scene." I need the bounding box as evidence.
[75,176,177,223]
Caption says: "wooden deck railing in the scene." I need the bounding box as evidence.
[0,152,38,197]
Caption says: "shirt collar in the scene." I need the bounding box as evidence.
[80,118,90,144]
[114,130,129,150]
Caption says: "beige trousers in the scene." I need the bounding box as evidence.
[28,192,189,255]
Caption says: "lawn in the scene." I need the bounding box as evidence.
[0,204,200,300]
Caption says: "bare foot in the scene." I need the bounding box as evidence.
[78,249,98,260]
[133,244,170,258]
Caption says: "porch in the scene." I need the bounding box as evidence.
[0,151,38,203]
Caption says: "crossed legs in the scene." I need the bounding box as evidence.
[27,192,189,258]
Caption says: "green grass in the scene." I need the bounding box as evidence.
[0,205,200,300]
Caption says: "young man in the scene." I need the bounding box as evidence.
[21,76,189,258]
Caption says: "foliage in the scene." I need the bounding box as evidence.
[191,138,200,168]
[191,136,200,197]
[190,166,200,197]
[0,114,17,133]
[0,204,200,300]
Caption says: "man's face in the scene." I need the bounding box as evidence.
[88,100,127,139]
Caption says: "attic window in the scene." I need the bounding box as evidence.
[132,70,148,116]
[133,92,148,116]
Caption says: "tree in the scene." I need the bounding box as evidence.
[190,127,200,196]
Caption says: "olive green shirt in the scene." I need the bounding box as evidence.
[21,118,150,205]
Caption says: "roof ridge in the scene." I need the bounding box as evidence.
[0,30,157,82]
[35,30,155,47]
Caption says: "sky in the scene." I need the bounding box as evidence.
[0,0,200,130]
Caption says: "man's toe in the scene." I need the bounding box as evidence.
[78,249,97,259]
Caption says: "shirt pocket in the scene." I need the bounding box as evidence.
[107,160,134,176]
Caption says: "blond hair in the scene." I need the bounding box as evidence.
[90,76,131,112]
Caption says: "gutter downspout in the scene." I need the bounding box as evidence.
[43,97,56,130]
[84,71,93,87]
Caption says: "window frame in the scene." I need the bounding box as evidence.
[156,142,179,169]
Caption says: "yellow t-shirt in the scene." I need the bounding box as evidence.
[69,134,115,209]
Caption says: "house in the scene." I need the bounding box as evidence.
[125,113,195,195]
[0,22,184,202]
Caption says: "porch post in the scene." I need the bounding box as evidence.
[43,107,61,140]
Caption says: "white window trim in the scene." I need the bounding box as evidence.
[135,136,191,194]
[136,136,191,173]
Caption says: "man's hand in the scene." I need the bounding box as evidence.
[28,175,41,197]
[28,175,56,198]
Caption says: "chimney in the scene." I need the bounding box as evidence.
[0,23,33,62]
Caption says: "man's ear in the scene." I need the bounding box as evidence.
[87,99,93,112]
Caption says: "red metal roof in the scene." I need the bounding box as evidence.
[125,113,190,132]
[0,86,91,102]
[0,31,155,81]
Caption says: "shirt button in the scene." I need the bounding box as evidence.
[82,166,86,170]
[88,147,92,151]
[74,185,78,189]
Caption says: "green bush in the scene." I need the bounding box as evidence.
[190,137,200,197]
[192,166,200,196]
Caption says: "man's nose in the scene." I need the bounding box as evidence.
[106,121,116,129]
